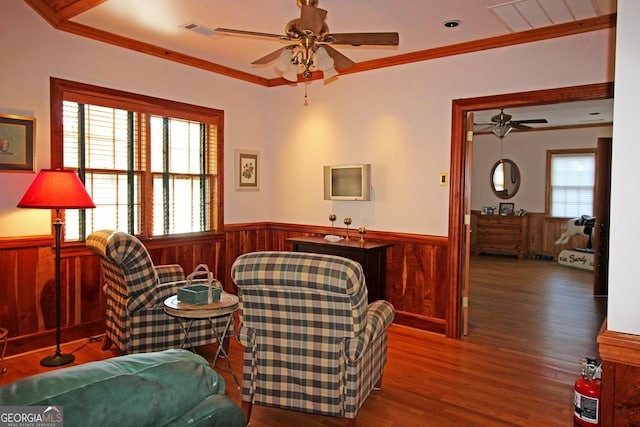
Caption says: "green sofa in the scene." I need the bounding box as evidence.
[0,349,245,427]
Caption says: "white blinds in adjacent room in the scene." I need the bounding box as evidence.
[549,152,595,218]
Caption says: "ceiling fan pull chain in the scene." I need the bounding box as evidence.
[304,83,310,106]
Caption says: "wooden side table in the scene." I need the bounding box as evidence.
[286,236,392,302]
[164,292,239,388]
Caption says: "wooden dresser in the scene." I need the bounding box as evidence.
[472,213,529,259]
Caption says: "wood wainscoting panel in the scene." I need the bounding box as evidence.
[1,225,447,356]
[520,212,590,259]
[224,223,450,333]
[0,232,226,356]
[145,233,226,284]
[599,326,640,426]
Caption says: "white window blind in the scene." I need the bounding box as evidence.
[549,152,595,217]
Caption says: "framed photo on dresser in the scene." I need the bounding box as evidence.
[499,202,514,216]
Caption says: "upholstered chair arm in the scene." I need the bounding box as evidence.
[153,281,183,305]
[236,324,255,348]
[155,264,185,284]
[344,300,395,361]
[130,265,183,307]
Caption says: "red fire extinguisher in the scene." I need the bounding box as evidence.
[574,357,602,426]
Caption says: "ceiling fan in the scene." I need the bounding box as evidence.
[477,109,549,137]
[215,0,399,82]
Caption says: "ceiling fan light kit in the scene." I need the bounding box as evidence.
[479,109,549,138]
[277,45,338,82]
[492,125,512,138]
[215,0,399,83]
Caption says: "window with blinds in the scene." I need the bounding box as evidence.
[547,150,595,218]
[50,78,223,241]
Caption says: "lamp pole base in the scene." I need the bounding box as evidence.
[40,352,74,367]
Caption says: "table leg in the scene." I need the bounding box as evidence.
[209,314,240,389]
[176,318,196,349]
[0,327,7,374]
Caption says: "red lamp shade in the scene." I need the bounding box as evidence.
[18,169,95,209]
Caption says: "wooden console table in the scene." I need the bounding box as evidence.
[286,236,392,302]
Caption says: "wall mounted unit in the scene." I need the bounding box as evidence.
[324,164,371,201]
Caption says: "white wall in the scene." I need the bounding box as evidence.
[0,2,615,238]
[607,0,640,335]
[472,126,613,213]
[262,33,615,235]
[0,1,269,236]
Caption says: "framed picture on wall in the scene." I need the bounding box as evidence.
[235,149,259,191]
[499,202,515,216]
[0,114,35,172]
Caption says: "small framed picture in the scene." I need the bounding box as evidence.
[0,114,35,172]
[481,206,495,215]
[499,202,515,216]
[235,149,259,191]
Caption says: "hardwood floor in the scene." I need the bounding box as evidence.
[465,255,606,362]
[0,256,606,426]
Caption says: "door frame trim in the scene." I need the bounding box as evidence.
[446,82,614,339]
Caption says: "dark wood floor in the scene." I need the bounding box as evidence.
[0,255,606,426]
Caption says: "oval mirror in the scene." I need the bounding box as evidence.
[490,159,520,199]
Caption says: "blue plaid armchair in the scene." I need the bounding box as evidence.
[87,230,231,354]
[231,251,395,426]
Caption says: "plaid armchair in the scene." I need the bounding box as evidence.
[231,251,395,426]
[87,230,231,354]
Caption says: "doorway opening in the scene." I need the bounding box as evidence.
[446,82,614,340]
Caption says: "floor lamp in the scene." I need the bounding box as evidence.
[18,169,95,367]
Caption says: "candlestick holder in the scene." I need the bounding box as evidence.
[329,214,336,229]
[358,227,366,242]
[343,217,352,240]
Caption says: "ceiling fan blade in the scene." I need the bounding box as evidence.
[299,5,327,35]
[513,118,548,124]
[322,45,356,71]
[325,32,399,46]
[251,45,297,65]
[510,122,532,130]
[215,27,290,40]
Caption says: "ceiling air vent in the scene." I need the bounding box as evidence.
[180,22,216,37]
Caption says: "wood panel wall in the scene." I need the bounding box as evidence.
[598,323,640,426]
[224,223,450,333]
[527,213,591,257]
[0,233,225,357]
[0,223,449,356]
[0,218,588,357]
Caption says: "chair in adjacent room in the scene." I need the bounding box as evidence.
[231,251,395,427]
[87,230,232,354]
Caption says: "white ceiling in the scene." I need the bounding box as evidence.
[71,0,616,80]
[473,99,614,131]
[58,0,616,129]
